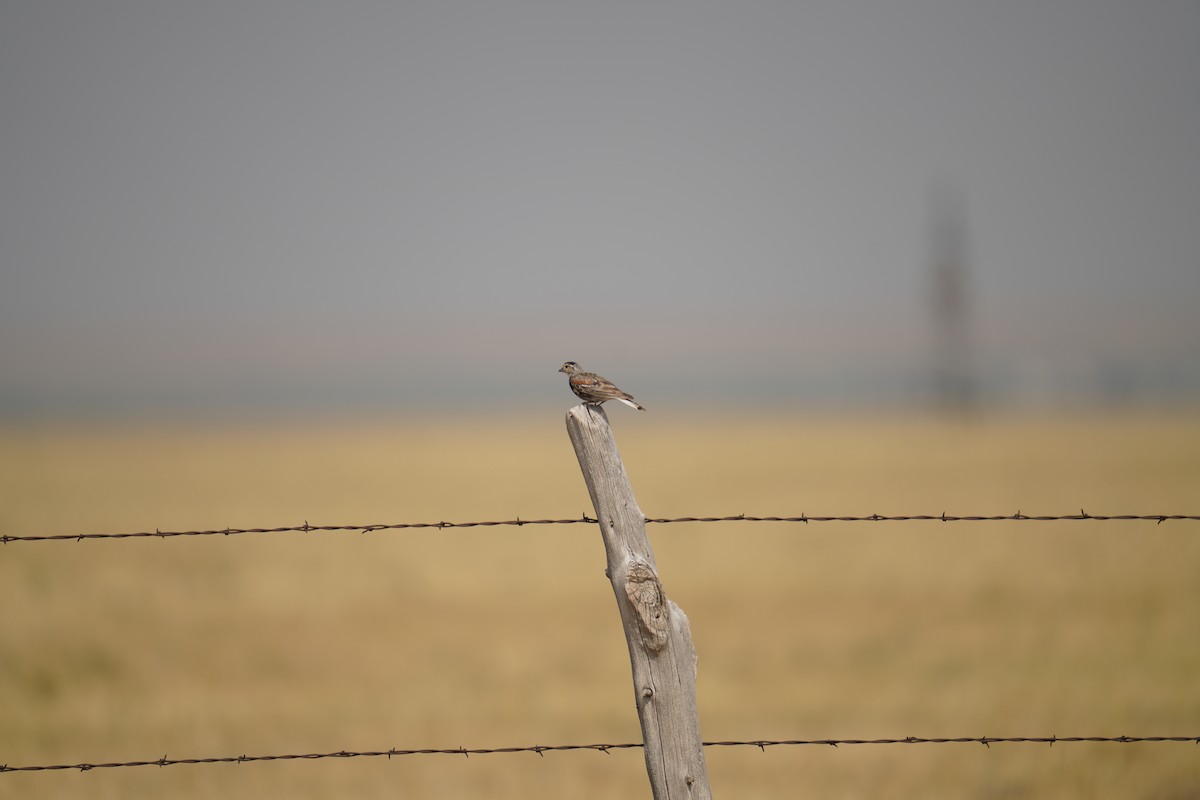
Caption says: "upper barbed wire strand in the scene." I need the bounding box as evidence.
[2,512,1198,543]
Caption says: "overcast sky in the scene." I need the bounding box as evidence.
[2,1,1198,414]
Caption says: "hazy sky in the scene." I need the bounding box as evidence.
[2,1,1198,414]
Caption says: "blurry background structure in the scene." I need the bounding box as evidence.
[2,1,1198,417]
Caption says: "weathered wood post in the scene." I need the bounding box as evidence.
[565,404,712,800]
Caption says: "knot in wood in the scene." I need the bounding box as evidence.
[624,562,669,650]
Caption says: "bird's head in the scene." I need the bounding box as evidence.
[559,361,580,375]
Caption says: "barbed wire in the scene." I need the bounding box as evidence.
[3,734,1197,774]
[1,510,1197,544]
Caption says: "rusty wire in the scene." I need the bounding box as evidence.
[1,511,1197,544]
[3,735,1197,774]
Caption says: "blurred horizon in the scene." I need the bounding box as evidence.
[2,2,1198,419]
[2,301,1199,420]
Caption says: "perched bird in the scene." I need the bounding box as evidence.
[559,362,646,411]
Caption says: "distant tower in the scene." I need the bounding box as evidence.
[929,181,975,413]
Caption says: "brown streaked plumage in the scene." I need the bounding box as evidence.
[558,361,645,411]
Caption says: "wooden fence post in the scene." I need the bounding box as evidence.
[565,404,712,800]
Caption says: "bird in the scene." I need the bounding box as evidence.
[559,362,646,411]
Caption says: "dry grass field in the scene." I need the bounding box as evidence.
[2,409,1199,799]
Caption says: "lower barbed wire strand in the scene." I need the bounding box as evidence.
[4,735,1198,773]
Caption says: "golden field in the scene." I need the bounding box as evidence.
[1,409,1199,799]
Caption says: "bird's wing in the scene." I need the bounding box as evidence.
[571,374,604,390]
